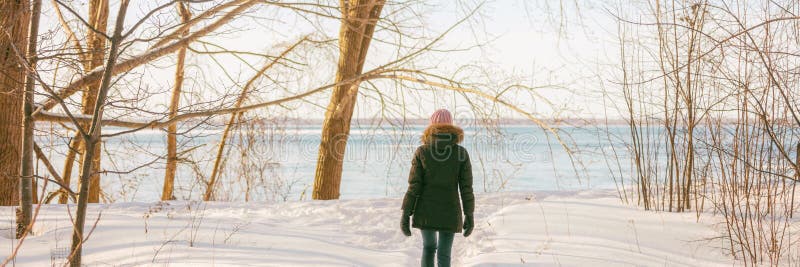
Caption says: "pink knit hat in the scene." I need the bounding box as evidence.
[429,109,453,125]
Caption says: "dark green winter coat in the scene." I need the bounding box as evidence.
[401,124,475,233]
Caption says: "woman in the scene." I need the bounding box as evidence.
[401,109,475,267]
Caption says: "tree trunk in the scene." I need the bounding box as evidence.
[312,0,384,200]
[0,0,29,207]
[60,0,109,204]
[58,136,80,204]
[162,2,191,201]
[83,0,109,203]
[18,0,42,238]
[70,1,128,266]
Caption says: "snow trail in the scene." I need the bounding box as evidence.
[1,191,734,266]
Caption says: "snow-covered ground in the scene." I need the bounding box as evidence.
[2,190,736,266]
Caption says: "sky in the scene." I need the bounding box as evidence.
[36,0,629,122]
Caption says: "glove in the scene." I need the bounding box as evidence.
[463,214,474,237]
[401,213,412,237]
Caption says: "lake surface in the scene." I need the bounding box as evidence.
[34,124,634,202]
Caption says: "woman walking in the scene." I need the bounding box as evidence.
[401,109,475,267]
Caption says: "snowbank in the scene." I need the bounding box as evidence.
[1,191,735,266]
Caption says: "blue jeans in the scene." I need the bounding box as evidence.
[421,229,454,267]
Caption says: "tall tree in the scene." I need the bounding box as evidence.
[83,0,109,203]
[18,0,42,238]
[312,0,384,200]
[0,0,30,206]
[59,0,110,204]
[162,2,192,201]
[70,1,129,265]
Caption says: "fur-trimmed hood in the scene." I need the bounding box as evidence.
[421,124,464,144]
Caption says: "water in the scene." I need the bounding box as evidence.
[34,124,634,202]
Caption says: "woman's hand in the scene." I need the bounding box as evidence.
[401,213,412,236]
[463,214,474,237]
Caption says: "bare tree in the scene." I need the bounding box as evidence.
[313,0,385,200]
[69,1,129,265]
[81,0,109,203]
[18,0,43,238]
[162,2,192,201]
[53,0,110,205]
[611,0,800,264]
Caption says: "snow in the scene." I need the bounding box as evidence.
[2,190,736,266]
